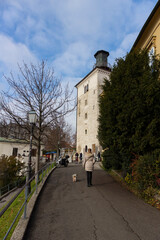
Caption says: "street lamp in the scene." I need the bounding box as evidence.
[57,141,60,159]
[27,110,37,193]
[28,110,37,124]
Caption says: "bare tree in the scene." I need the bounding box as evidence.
[0,119,29,139]
[0,119,12,138]
[45,116,73,152]
[0,61,76,172]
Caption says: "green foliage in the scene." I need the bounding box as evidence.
[143,186,157,201]
[102,149,122,170]
[0,155,24,186]
[131,154,160,197]
[124,173,133,186]
[98,50,160,171]
[0,189,25,240]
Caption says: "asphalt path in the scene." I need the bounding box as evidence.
[23,163,160,240]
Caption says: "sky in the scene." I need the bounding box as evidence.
[0,0,158,131]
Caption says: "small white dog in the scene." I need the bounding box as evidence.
[72,174,77,182]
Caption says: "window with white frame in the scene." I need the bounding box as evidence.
[148,46,155,66]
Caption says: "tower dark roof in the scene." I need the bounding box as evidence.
[75,50,111,88]
[94,50,109,58]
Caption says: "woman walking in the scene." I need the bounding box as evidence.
[83,148,95,187]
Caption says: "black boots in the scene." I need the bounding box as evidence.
[87,171,92,187]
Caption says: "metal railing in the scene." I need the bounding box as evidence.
[0,178,26,197]
[0,162,56,240]
[0,182,17,197]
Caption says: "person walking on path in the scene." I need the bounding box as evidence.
[83,148,95,187]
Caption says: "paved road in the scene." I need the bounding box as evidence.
[23,163,160,240]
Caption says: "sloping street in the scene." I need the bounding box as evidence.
[23,163,160,240]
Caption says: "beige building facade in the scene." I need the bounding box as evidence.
[75,50,111,156]
[132,0,160,56]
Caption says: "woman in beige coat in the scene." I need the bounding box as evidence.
[83,148,95,187]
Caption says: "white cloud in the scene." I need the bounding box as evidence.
[65,110,76,132]
[0,0,158,131]
[2,9,20,28]
[53,42,94,78]
[110,32,138,64]
[60,76,81,131]
[0,34,37,76]
[121,33,138,50]
[0,0,157,74]
[130,1,155,28]
[0,0,157,59]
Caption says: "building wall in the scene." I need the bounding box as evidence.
[76,68,110,155]
[0,141,37,166]
[133,4,160,55]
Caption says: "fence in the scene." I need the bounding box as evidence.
[0,178,26,197]
[0,162,56,240]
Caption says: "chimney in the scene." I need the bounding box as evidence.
[94,50,109,68]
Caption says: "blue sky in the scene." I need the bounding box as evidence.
[0,0,158,130]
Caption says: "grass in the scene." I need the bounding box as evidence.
[0,163,55,240]
[0,189,25,240]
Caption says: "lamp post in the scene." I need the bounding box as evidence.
[27,110,37,193]
[57,141,60,159]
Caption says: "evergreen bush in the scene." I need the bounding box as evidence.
[98,50,160,172]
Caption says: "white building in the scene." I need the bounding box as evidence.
[0,137,39,166]
[75,50,111,156]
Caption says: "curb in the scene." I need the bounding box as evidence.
[111,169,123,179]
[11,166,56,240]
[110,170,160,207]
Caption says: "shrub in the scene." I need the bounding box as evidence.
[131,154,160,196]
[124,173,133,185]
[143,186,157,200]
[0,155,24,186]
[102,149,122,170]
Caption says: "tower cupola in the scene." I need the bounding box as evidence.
[94,50,109,68]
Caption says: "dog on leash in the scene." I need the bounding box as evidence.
[72,174,77,182]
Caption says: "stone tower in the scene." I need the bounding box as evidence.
[75,50,111,157]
